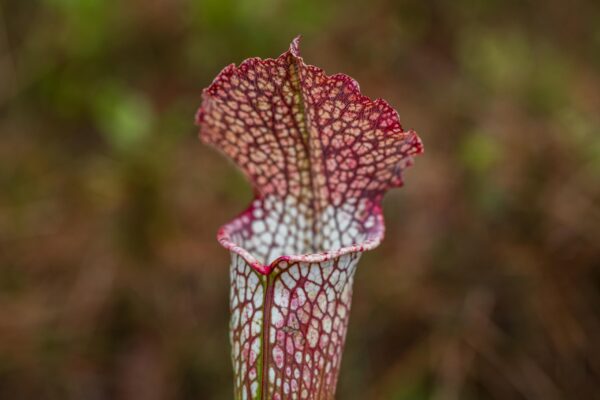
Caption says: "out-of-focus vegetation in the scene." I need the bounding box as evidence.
[1,0,599,399]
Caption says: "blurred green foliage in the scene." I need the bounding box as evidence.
[1,0,599,399]
[93,84,153,152]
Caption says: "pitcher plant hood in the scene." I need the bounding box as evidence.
[196,36,423,274]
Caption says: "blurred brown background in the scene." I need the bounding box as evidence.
[1,0,599,399]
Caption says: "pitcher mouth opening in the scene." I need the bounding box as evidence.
[216,196,386,275]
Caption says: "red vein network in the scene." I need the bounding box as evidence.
[197,37,423,400]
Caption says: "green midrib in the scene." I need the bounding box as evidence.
[288,56,320,254]
[254,55,319,400]
[257,273,273,399]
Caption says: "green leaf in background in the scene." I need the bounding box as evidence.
[459,29,531,93]
[459,131,500,175]
[93,83,154,152]
[44,0,113,59]
[390,375,432,400]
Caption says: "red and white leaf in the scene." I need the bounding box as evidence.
[197,36,423,400]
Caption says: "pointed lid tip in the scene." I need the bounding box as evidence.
[290,35,302,57]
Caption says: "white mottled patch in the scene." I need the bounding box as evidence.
[253,283,263,308]
[252,220,266,233]
[270,326,276,343]
[304,281,319,301]
[322,315,332,333]
[281,271,296,289]
[329,269,340,286]
[271,307,283,328]
[296,288,306,307]
[251,310,262,336]
[288,264,300,280]
[274,280,290,307]
[306,323,319,348]
[309,263,322,284]
[317,292,327,313]
[273,346,284,368]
